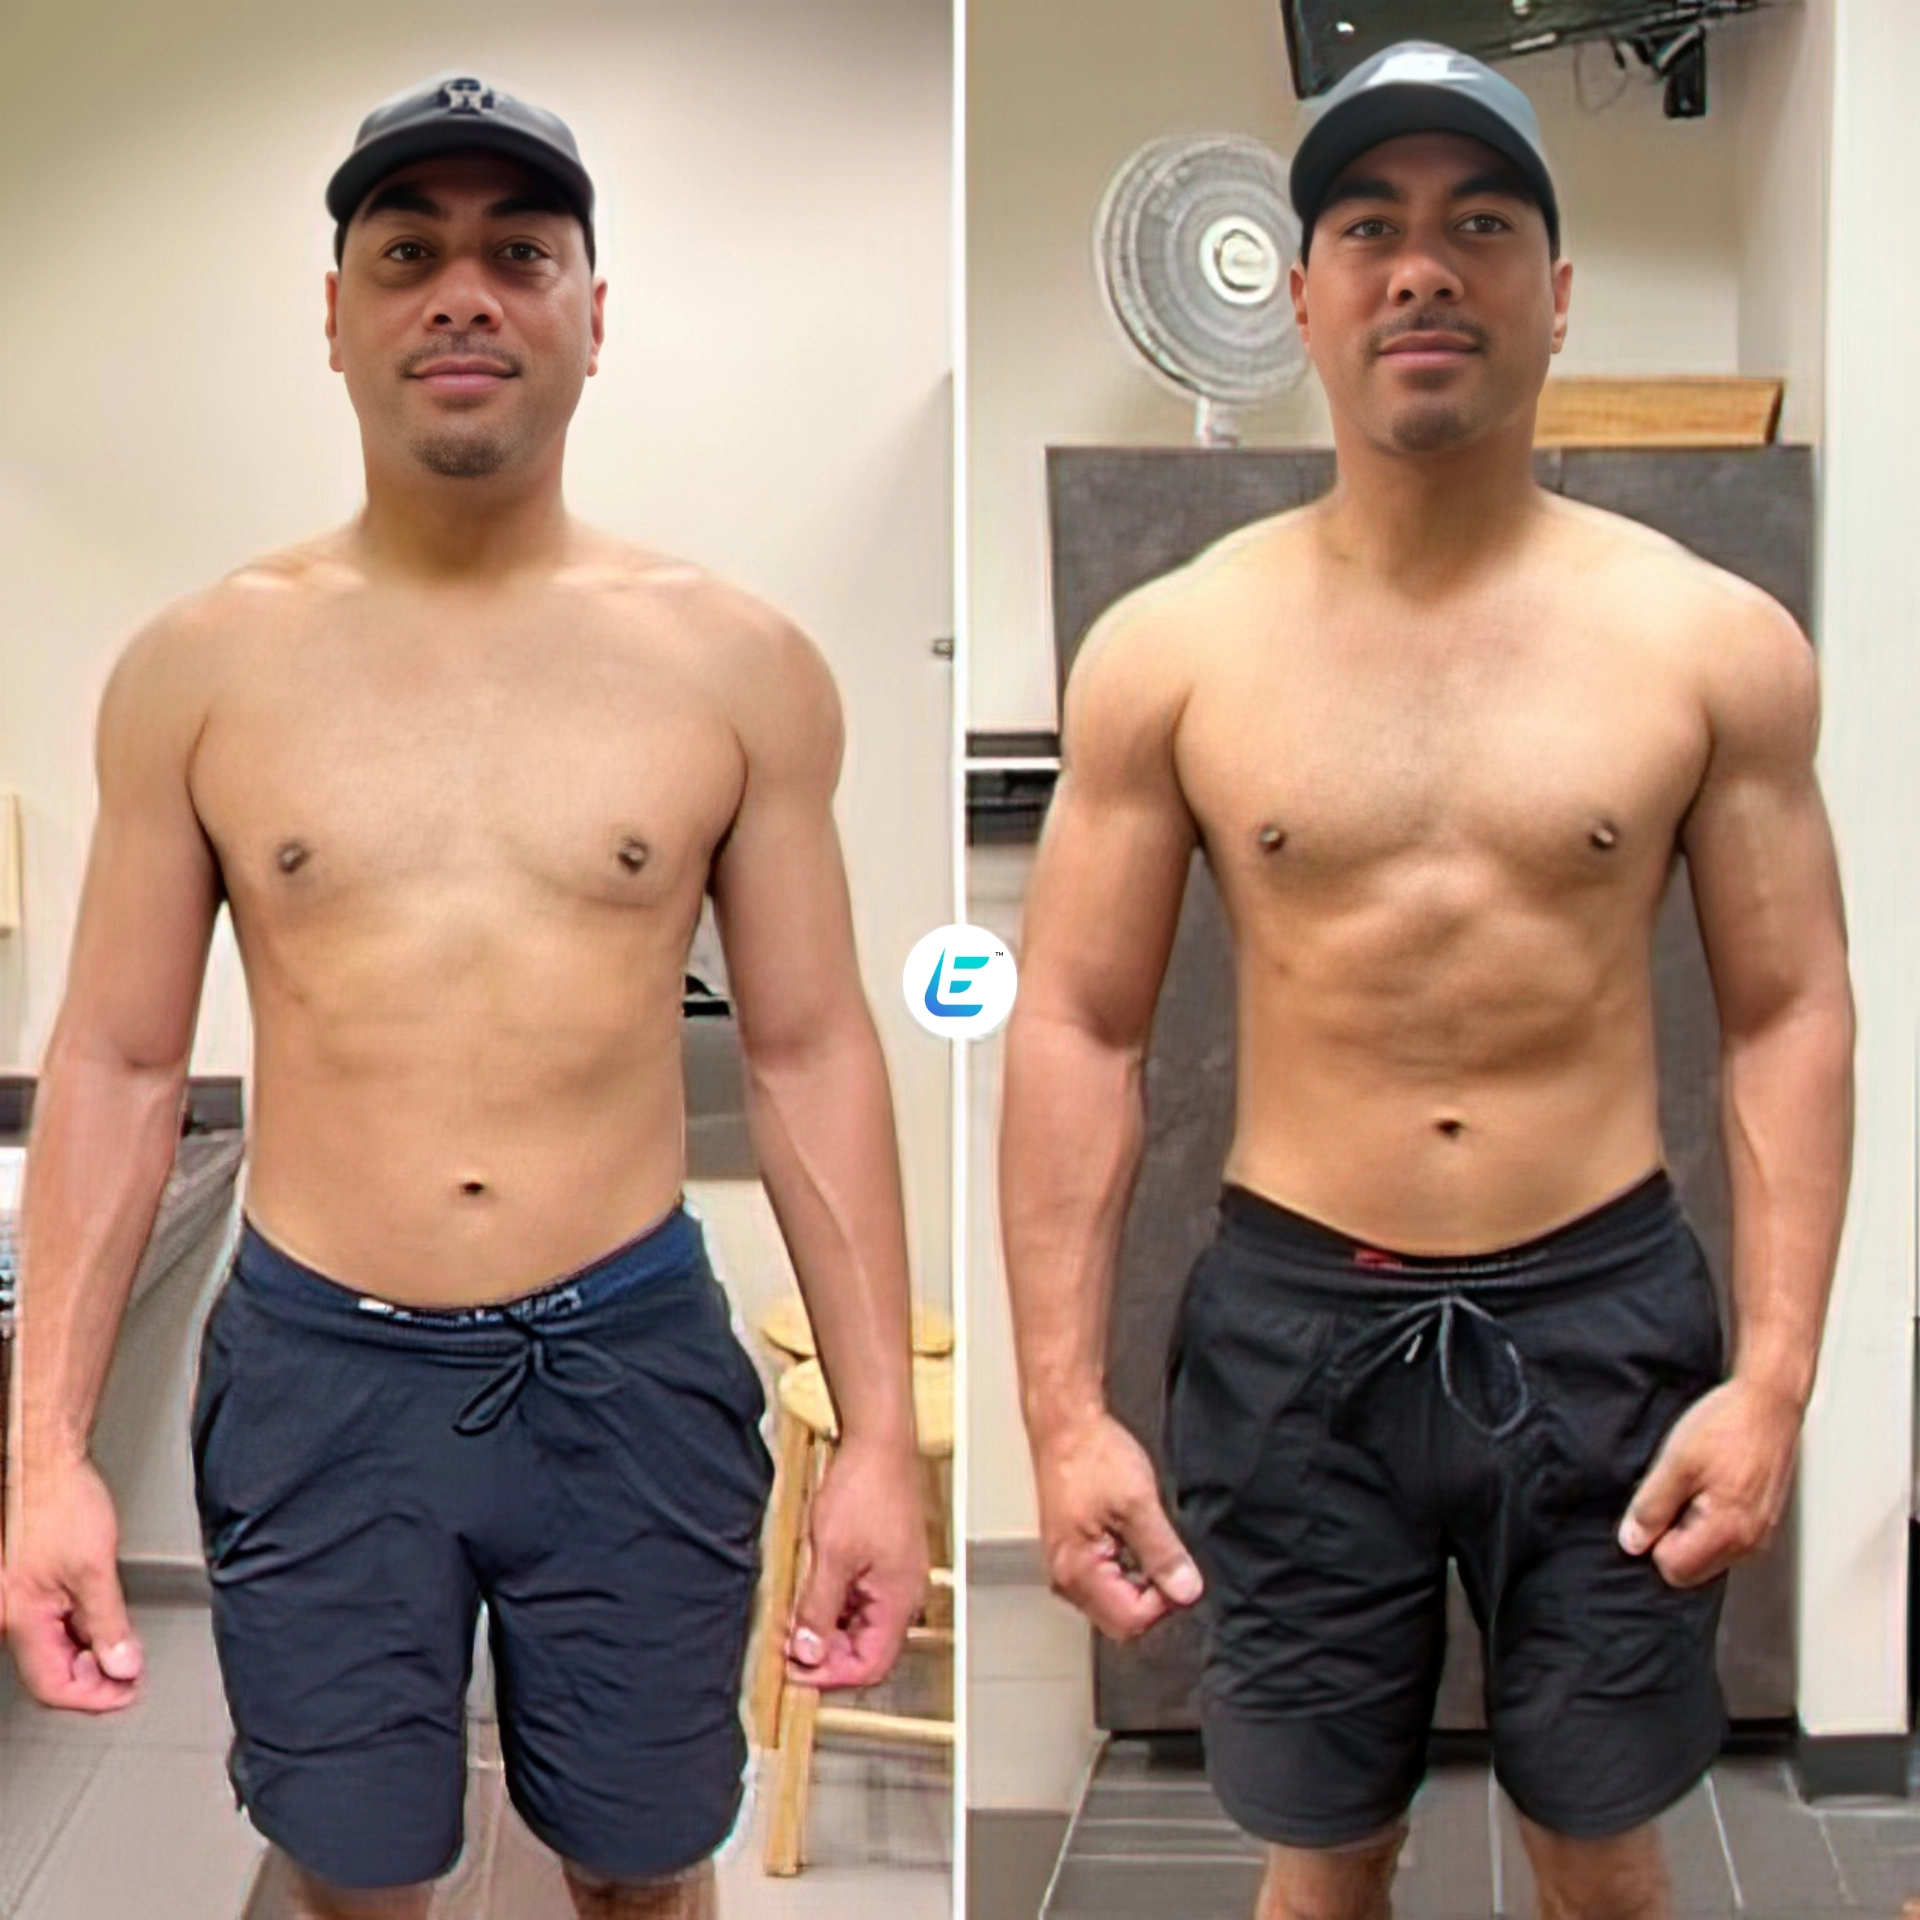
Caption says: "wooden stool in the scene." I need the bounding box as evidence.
[755,1295,955,1365]
[758,1355,953,1877]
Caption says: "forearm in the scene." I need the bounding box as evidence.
[13,1037,186,1476]
[1000,1003,1146,1451]
[742,1007,915,1450]
[1719,987,1855,1412]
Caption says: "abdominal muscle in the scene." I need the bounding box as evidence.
[1220,904,1667,1256]
[238,939,695,1306]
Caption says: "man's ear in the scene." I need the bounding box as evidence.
[325,269,343,373]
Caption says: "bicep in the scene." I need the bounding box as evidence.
[1017,771,1197,1050]
[707,644,865,1054]
[1681,617,1848,1031]
[53,642,222,1074]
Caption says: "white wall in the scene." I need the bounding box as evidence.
[0,0,954,1303]
[1796,0,1915,1740]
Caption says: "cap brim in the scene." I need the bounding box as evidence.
[326,120,594,232]
[1290,85,1557,247]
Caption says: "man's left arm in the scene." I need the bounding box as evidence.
[707,603,927,1688]
[1622,590,1855,1586]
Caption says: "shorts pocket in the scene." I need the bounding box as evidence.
[1167,1251,1341,1538]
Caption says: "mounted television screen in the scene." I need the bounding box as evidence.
[1283,0,1760,96]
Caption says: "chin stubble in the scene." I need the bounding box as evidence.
[408,432,512,478]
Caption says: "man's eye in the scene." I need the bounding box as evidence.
[1461,214,1512,234]
[385,241,430,263]
[502,242,549,263]
[1344,218,1394,240]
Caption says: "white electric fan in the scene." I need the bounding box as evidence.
[1096,133,1309,446]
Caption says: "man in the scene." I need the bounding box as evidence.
[7,75,927,1920]
[1003,42,1852,1920]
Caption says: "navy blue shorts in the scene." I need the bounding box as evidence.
[191,1206,773,1890]
[1167,1173,1728,1848]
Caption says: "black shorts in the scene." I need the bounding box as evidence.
[191,1205,774,1891]
[1166,1173,1728,1848]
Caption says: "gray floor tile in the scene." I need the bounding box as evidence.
[1708,1758,1847,1909]
[0,1742,108,1915]
[968,1810,1071,1920]
[15,1745,263,1920]
[1398,1767,1497,1919]
[1048,1855,1262,1919]
[1817,1804,1920,1909]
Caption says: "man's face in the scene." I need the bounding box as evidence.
[1290,131,1572,457]
[325,150,605,481]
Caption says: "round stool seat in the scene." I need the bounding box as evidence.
[758,1296,955,1362]
[777,1356,953,1459]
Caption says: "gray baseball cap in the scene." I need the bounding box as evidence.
[1290,42,1558,255]
[327,74,596,263]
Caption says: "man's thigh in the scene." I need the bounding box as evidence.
[484,1261,774,1883]
[195,1280,484,1890]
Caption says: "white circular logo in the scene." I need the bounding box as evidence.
[903,925,1019,1040]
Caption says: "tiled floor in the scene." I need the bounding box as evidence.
[0,1602,950,1919]
[1040,1738,1920,1920]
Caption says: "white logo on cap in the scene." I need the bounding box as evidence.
[1372,50,1474,87]
[438,78,496,115]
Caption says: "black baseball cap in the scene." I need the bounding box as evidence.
[327,74,596,264]
[1290,42,1559,257]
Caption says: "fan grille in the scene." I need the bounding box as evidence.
[1099,133,1307,407]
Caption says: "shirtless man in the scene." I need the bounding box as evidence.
[1003,43,1852,1920]
[7,75,926,1920]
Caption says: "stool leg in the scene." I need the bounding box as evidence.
[763,1680,821,1876]
[750,1407,814,1750]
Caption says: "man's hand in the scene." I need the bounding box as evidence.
[1035,1411,1202,1641]
[7,1456,145,1711]
[1618,1377,1803,1588]
[786,1432,930,1692]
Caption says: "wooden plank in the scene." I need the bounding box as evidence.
[1536,377,1782,447]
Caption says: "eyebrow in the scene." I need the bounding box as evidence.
[359,185,572,225]
[1320,169,1533,221]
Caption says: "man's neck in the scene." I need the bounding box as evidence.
[352,457,575,584]
[1316,415,1547,594]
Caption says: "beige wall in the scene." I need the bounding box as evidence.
[0,0,954,1301]
[966,0,1811,732]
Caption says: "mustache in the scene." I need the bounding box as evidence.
[1369,310,1492,354]
[400,336,522,376]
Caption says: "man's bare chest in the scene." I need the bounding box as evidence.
[190,628,743,918]
[1176,630,1710,896]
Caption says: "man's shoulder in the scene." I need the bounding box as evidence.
[1549,495,1802,649]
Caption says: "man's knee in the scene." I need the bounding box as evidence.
[284,1859,434,1920]
[1518,1814,1670,1920]
[561,1854,717,1919]
[1257,1823,1406,1920]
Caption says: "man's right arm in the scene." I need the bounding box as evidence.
[1000,596,1204,1641]
[9,609,223,1710]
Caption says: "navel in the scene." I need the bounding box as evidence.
[458,1178,489,1198]
[1254,823,1288,855]
[275,840,312,876]
[1435,1116,1466,1140]
[615,835,650,875]
[1588,819,1621,853]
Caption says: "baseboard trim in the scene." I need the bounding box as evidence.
[968,1537,1045,1586]
[1794,1728,1912,1799]
[120,1557,211,1606]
